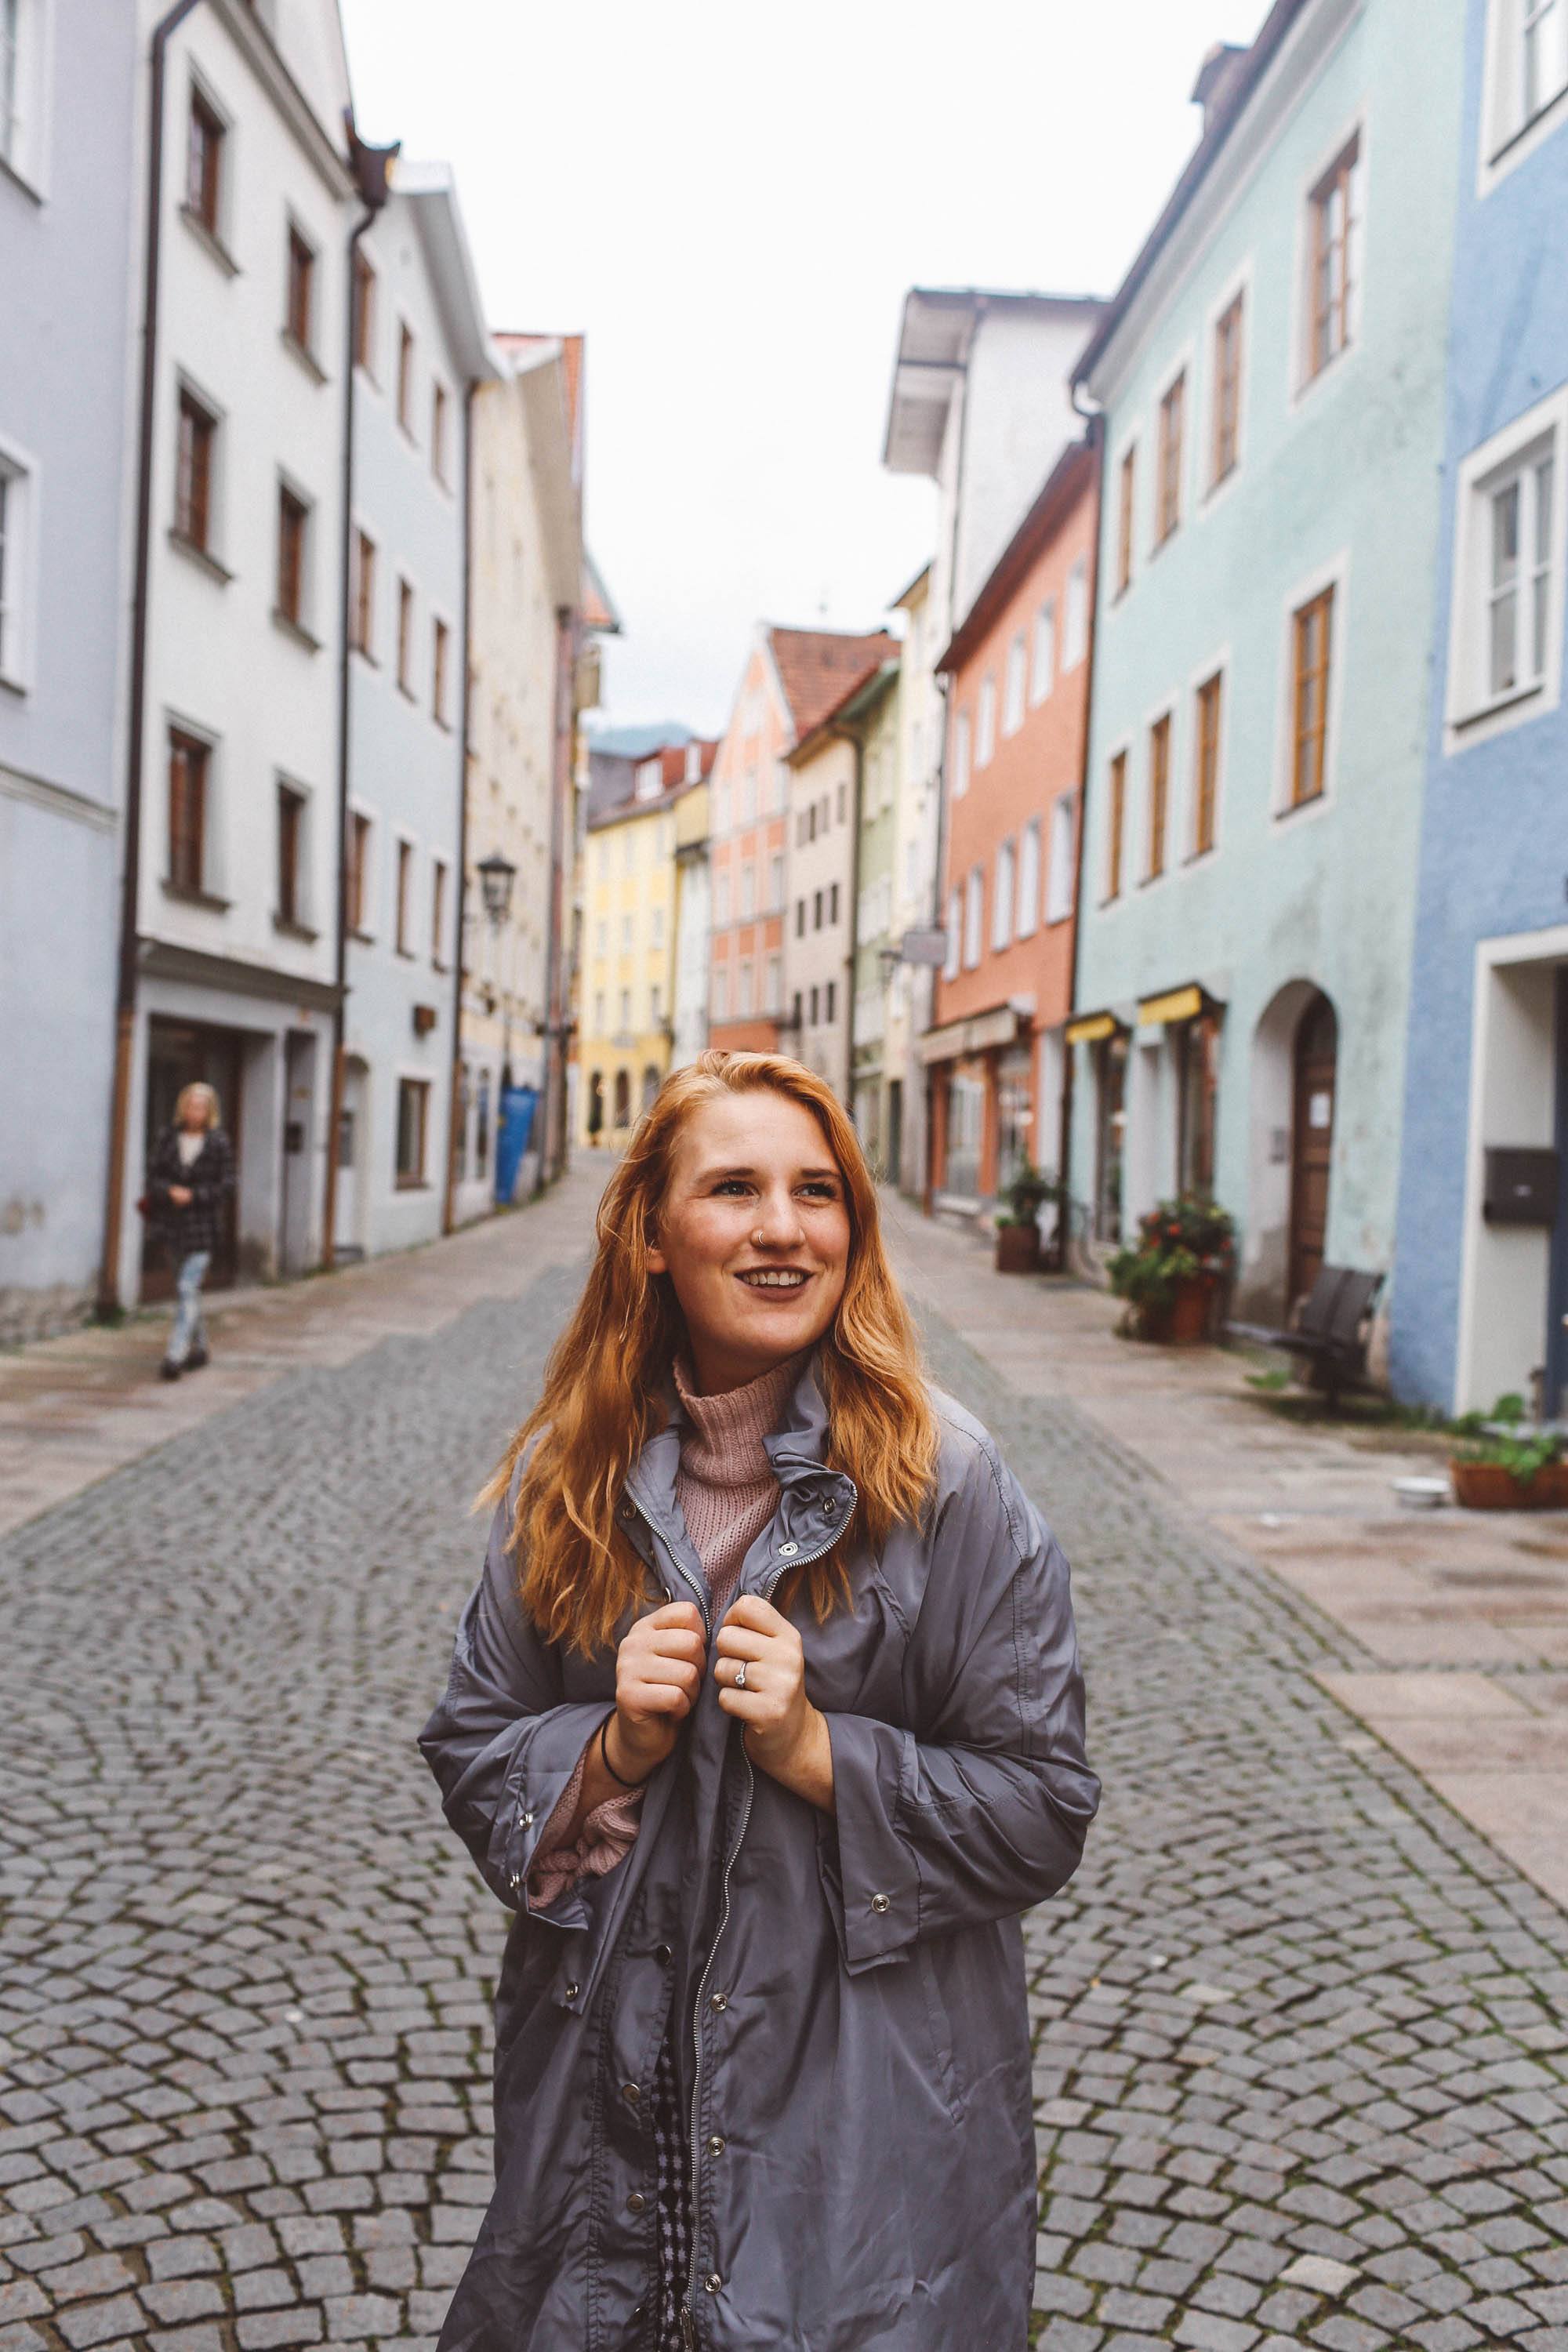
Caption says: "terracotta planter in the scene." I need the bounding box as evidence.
[995,1223,1040,1275]
[1450,1457,1568,1511]
[1166,1274,1217,1345]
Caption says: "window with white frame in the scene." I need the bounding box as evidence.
[1017,818,1041,938]
[953,708,971,797]
[1486,0,1568,166]
[992,838,1016,950]
[1523,0,1568,121]
[963,867,984,969]
[1062,561,1089,670]
[1046,794,1076,924]
[943,888,960,980]
[1304,135,1363,383]
[2,0,29,179]
[1031,601,1056,705]
[740,862,756,918]
[1448,390,1565,741]
[1003,635,1027,736]
[0,452,29,687]
[975,674,996,768]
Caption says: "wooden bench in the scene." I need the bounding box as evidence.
[1269,1265,1384,1406]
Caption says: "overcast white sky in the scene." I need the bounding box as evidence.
[339,0,1271,738]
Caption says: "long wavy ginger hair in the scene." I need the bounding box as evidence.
[481,1051,940,1655]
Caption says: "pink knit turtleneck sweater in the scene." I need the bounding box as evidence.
[528,1349,807,1907]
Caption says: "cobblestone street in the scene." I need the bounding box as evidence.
[3,1183,1568,2352]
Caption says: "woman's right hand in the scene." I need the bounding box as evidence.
[605,1600,706,1781]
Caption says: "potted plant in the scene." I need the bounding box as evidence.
[1450,1394,1568,1509]
[993,1164,1057,1274]
[1107,1194,1236,1343]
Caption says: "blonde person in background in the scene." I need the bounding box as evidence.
[144,1082,235,1382]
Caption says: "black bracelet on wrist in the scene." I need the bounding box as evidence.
[598,1713,653,1790]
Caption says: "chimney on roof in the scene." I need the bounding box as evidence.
[1191,41,1249,133]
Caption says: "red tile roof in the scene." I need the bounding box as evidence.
[767,627,900,742]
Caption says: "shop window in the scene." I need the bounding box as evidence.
[395,1078,430,1189]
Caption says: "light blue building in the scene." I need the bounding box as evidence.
[1067,0,1466,1338]
[1390,0,1568,1414]
[0,0,138,1339]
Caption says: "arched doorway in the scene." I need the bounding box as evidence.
[641,1064,662,1115]
[612,1069,631,1131]
[1289,991,1338,1308]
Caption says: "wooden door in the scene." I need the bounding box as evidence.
[1289,993,1338,1308]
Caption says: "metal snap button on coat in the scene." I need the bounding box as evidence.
[823,1497,837,1515]
[706,2134,725,2154]
[564,1981,579,2001]
[621,2080,641,2104]
[870,1893,891,1914]
[776,1540,800,1556]
[522,1810,535,1827]
[705,2274,722,2293]
[709,1991,728,2013]
[626,2190,646,2213]
[654,1942,673,1965]
[619,1499,635,1519]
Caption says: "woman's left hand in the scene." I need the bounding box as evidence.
[714,1595,835,1813]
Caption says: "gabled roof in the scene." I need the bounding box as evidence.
[786,657,900,768]
[1073,1,1309,393]
[580,549,621,634]
[936,437,1098,676]
[394,163,502,381]
[883,287,1104,477]
[766,627,899,743]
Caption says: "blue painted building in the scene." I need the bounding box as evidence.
[1066,0,1467,1338]
[1389,0,1568,1414]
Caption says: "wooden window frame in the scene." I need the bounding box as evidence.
[432,615,451,725]
[1145,714,1171,879]
[276,484,308,627]
[395,1078,430,1190]
[347,810,372,935]
[168,728,209,895]
[1155,373,1186,546]
[1104,750,1127,902]
[1211,295,1243,487]
[276,782,305,928]
[1116,446,1136,596]
[285,224,315,355]
[351,528,376,656]
[397,321,416,435]
[1193,672,1223,856]
[175,388,216,552]
[1290,586,1334,809]
[1307,137,1361,383]
[431,381,450,485]
[397,577,415,694]
[185,85,223,234]
[395,838,414,956]
[431,858,448,969]
[352,249,376,375]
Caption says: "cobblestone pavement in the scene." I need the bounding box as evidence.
[2,1246,1567,2352]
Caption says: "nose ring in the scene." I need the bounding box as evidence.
[752,1230,765,1247]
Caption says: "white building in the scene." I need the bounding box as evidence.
[333,167,494,1260]
[880,288,1102,1193]
[107,0,358,1309]
[452,332,583,1227]
[0,0,140,1341]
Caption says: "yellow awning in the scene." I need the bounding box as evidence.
[1138,983,1206,1027]
[1065,1011,1119,1046]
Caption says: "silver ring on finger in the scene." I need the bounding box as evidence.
[732,1661,748,1690]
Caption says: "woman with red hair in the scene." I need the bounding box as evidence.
[421,1051,1097,2351]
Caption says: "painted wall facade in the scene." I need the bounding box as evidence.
[1390,0,1568,1412]
[782,731,856,1099]
[578,791,679,1145]
[708,637,789,1052]
[1069,0,1466,1329]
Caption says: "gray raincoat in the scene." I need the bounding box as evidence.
[419,1355,1098,2352]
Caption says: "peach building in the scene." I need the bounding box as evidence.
[926,436,1100,1210]
[708,626,897,1056]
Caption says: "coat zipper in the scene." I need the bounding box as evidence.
[682,1501,855,2339]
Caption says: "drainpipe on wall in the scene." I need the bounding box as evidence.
[1061,394,1106,1262]
[921,339,971,1219]
[441,376,477,1235]
[321,128,396,1270]
[96,0,205,1319]
[842,727,864,1117]
[538,606,574,1194]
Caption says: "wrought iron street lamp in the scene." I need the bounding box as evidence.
[477,848,517,928]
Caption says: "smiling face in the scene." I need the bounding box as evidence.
[647,1087,851,1396]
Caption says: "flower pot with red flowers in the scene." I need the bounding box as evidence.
[1449,1396,1568,1509]
[1107,1194,1236,1344]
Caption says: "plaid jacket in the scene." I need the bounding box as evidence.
[147,1127,235,1259]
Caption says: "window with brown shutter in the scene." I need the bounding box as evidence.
[1156,373,1186,544]
[1212,295,1243,485]
[397,322,415,433]
[351,528,376,655]
[1146,714,1171,878]
[285,226,315,354]
[432,617,450,724]
[276,486,307,626]
[396,839,413,954]
[397,579,414,692]
[186,88,223,233]
[168,729,208,895]
[1105,750,1127,902]
[1290,588,1334,808]
[431,860,448,968]
[1194,672,1223,855]
[347,811,372,935]
[1307,137,1361,380]
[175,389,216,551]
[1116,445,1136,596]
[352,250,376,373]
[277,783,304,927]
[431,383,449,485]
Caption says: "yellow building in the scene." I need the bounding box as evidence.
[579,750,686,1146]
